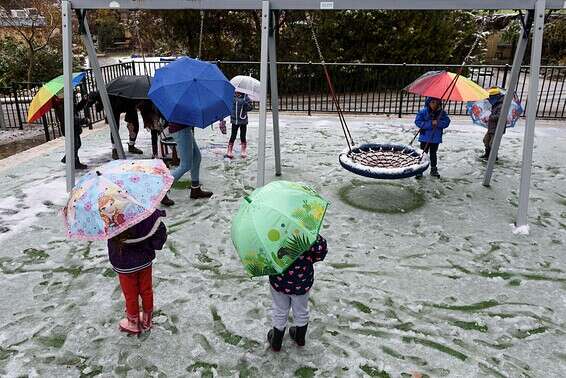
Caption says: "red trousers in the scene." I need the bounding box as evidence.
[118,266,153,316]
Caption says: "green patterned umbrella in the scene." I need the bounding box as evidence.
[231,181,329,277]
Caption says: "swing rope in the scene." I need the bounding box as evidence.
[306,13,355,152]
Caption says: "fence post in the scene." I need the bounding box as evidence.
[308,61,312,116]
[0,100,5,129]
[502,64,510,88]
[13,87,24,130]
[41,115,51,141]
[131,61,137,76]
[398,63,406,118]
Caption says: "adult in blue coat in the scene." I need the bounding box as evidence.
[414,97,451,178]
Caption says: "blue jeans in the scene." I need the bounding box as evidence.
[171,127,201,186]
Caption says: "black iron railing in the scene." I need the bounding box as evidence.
[2,61,565,138]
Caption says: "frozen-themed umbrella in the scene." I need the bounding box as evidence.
[231,181,329,277]
[230,75,261,101]
[63,159,173,241]
[466,90,524,128]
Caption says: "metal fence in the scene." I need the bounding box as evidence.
[125,60,566,119]
[1,61,565,136]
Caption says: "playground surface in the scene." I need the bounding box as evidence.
[0,114,565,377]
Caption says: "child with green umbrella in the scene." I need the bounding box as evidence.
[231,181,330,351]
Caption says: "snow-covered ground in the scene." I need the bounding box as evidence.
[0,113,565,377]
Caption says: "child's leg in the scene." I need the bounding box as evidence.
[138,266,153,313]
[270,287,291,330]
[118,272,140,317]
[229,124,239,144]
[289,292,310,346]
[151,130,159,157]
[290,292,310,327]
[240,124,247,143]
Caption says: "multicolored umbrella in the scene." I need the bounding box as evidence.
[63,159,173,241]
[230,75,261,101]
[27,72,86,123]
[404,70,489,102]
[148,56,235,128]
[231,181,329,277]
[467,90,524,128]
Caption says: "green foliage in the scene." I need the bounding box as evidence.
[94,11,125,52]
[132,10,482,64]
[0,36,66,86]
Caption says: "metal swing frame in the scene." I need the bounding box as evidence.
[62,0,564,230]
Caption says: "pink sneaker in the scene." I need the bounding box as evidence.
[119,313,141,334]
[241,142,247,158]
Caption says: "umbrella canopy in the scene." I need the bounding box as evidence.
[27,72,86,123]
[63,159,173,241]
[404,70,489,102]
[231,181,329,277]
[107,75,153,100]
[148,57,235,129]
[230,75,261,101]
[467,89,523,128]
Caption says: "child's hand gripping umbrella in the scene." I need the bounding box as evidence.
[63,159,173,240]
[231,181,329,277]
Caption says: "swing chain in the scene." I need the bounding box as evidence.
[306,13,326,64]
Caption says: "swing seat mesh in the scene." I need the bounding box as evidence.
[339,143,430,179]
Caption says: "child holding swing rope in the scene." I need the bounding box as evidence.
[414,97,451,178]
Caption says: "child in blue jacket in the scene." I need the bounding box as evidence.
[414,97,451,178]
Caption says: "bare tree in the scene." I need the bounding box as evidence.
[0,1,60,85]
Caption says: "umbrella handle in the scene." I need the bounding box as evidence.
[244,196,252,203]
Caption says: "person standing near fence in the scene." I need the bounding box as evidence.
[53,94,88,170]
[480,87,505,160]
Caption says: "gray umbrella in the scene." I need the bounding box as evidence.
[106,75,153,100]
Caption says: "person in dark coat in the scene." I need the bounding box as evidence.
[53,95,90,170]
[481,87,505,160]
[267,235,328,352]
[226,92,253,159]
[107,209,167,334]
[414,97,451,178]
[88,92,144,159]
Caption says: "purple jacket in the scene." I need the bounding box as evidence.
[269,235,328,296]
[107,209,167,274]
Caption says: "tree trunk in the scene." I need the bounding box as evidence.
[27,50,34,89]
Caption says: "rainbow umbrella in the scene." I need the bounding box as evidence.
[404,71,489,102]
[27,72,86,123]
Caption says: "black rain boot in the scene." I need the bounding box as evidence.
[430,167,440,178]
[190,185,213,199]
[128,145,144,154]
[112,149,119,160]
[267,327,285,352]
[75,160,88,170]
[480,147,490,160]
[289,324,308,347]
[160,193,175,207]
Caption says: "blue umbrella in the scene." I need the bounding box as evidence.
[148,57,235,128]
